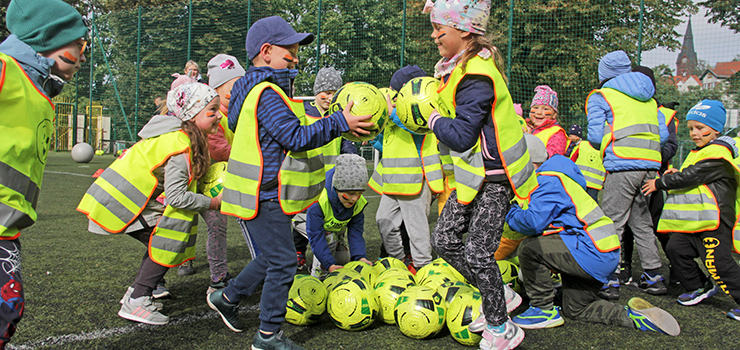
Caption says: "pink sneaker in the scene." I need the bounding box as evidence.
[479,319,525,350]
[469,285,523,333]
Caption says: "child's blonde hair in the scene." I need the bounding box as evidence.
[459,34,507,84]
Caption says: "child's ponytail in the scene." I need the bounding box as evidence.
[460,34,508,85]
[181,120,210,180]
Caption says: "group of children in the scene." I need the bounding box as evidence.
[2,0,740,350]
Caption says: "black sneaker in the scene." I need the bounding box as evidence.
[598,282,620,300]
[207,289,243,332]
[619,263,633,285]
[207,277,229,295]
[677,281,718,306]
[639,272,668,295]
[296,251,307,272]
[252,329,306,350]
[178,260,196,276]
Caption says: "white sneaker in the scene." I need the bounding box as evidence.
[118,296,169,325]
[120,287,163,311]
[469,285,523,333]
[479,319,525,350]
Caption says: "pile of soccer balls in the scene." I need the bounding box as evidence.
[285,256,522,346]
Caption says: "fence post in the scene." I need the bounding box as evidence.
[637,0,645,65]
[246,0,251,64]
[400,0,406,67]
[315,0,322,74]
[88,10,95,144]
[187,0,192,62]
[135,6,141,133]
[506,0,514,79]
[73,71,78,145]
[94,23,135,141]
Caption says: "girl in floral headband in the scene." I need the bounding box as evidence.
[78,82,222,325]
[528,85,569,158]
[424,1,535,349]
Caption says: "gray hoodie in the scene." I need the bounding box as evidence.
[89,115,211,235]
[0,35,66,98]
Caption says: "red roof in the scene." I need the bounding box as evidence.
[712,61,740,78]
[671,75,701,84]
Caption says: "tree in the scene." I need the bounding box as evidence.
[699,0,740,33]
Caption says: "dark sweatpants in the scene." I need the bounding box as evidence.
[518,235,633,328]
[127,227,169,299]
[431,182,510,327]
[666,228,740,303]
[0,239,23,349]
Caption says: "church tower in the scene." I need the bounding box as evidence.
[676,18,698,76]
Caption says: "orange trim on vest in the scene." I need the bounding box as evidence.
[6,55,54,110]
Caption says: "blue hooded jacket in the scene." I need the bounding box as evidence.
[0,35,66,99]
[305,168,366,269]
[506,155,619,283]
[586,72,669,171]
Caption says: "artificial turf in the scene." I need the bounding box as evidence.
[10,151,740,349]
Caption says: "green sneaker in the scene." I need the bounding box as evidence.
[627,297,680,336]
[512,305,564,329]
[252,330,306,350]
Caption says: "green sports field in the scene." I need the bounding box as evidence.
[11,152,740,349]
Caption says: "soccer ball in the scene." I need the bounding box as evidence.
[373,257,407,277]
[431,258,466,283]
[378,87,397,103]
[437,281,476,307]
[497,260,521,293]
[323,268,363,293]
[285,274,328,326]
[327,278,379,331]
[71,142,94,163]
[374,276,415,324]
[446,290,483,346]
[343,261,379,288]
[394,285,446,339]
[198,161,227,198]
[377,267,416,286]
[328,82,389,142]
[419,273,454,292]
[395,77,440,134]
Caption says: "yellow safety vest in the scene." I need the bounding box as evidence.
[436,55,537,204]
[218,110,234,146]
[534,124,570,155]
[305,106,342,172]
[77,130,199,266]
[368,124,443,195]
[658,143,740,253]
[318,188,367,233]
[659,106,677,131]
[587,89,661,164]
[221,82,325,220]
[0,52,55,239]
[575,142,606,190]
[568,141,581,161]
[539,170,620,252]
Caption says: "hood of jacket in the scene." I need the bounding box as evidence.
[602,71,655,102]
[0,35,66,99]
[537,154,587,190]
[137,115,183,139]
[227,66,298,131]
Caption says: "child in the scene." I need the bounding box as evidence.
[371,65,443,271]
[0,0,87,346]
[423,1,538,349]
[293,154,372,278]
[207,16,373,349]
[528,85,569,157]
[565,124,582,161]
[507,135,680,336]
[586,50,668,300]
[77,83,223,325]
[643,100,740,320]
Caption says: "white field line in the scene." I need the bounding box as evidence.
[8,304,259,350]
[44,171,92,178]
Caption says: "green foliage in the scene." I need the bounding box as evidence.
[699,0,740,33]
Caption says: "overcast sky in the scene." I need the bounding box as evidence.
[640,6,740,74]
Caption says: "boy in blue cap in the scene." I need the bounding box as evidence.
[0,0,87,347]
[643,100,740,321]
[207,16,374,350]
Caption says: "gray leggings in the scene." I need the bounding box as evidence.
[431,182,511,327]
[127,227,169,299]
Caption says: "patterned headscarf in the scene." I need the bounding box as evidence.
[423,0,491,35]
[530,85,558,112]
[166,83,219,121]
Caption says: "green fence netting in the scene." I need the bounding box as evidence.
[6,0,737,167]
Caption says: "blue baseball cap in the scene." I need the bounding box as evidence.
[686,100,726,133]
[246,16,315,60]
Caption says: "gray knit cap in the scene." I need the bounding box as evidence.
[333,154,367,192]
[313,67,343,95]
[524,134,548,164]
[207,54,246,89]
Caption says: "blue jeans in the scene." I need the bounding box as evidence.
[223,200,296,333]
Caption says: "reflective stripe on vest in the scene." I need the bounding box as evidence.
[534,124,570,155]
[0,52,55,239]
[657,144,740,253]
[319,188,367,233]
[539,170,620,252]
[369,124,443,195]
[149,180,199,267]
[587,89,661,164]
[436,55,536,204]
[221,82,325,220]
[77,130,192,233]
[575,141,606,190]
